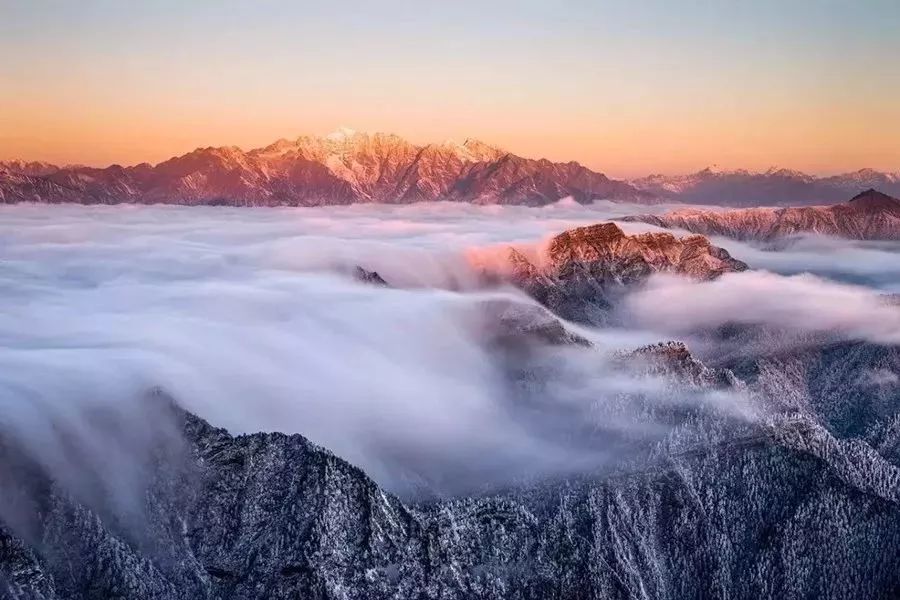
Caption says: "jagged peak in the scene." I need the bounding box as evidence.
[764,166,812,179]
[626,340,697,370]
[833,167,900,181]
[848,188,900,210]
[0,130,645,206]
[153,145,250,169]
[534,221,747,279]
[694,165,752,177]
[506,247,540,280]
[353,265,389,287]
[631,340,690,355]
[546,222,628,260]
[423,138,505,163]
[461,138,506,160]
[619,340,744,390]
[295,130,412,152]
[0,160,61,177]
[187,145,246,158]
[324,126,358,141]
[699,165,726,176]
[552,222,627,245]
[252,138,297,155]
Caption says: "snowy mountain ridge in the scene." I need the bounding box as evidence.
[0,131,645,207]
[630,167,900,206]
[623,189,900,241]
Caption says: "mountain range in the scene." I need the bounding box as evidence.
[630,167,900,207]
[0,129,644,207]
[623,189,900,242]
[3,324,899,599]
[3,131,899,207]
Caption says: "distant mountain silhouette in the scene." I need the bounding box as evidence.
[623,189,900,241]
[630,167,900,206]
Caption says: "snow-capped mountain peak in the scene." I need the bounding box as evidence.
[324,126,358,141]
[0,131,645,206]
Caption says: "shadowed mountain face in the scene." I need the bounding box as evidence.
[630,168,900,207]
[508,223,747,324]
[0,132,647,207]
[2,337,900,600]
[622,189,900,242]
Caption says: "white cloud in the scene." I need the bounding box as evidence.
[0,201,751,500]
[627,271,900,345]
[0,200,897,503]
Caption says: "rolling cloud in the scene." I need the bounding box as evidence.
[0,200,897,502]
[626,271,900,345]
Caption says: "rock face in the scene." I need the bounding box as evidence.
[723,339,900,443]
[0,161,60,178]
[476,299,592,349]
[0,131,646,207]
[352,266,389,287]
[508,223,747,324]
[630,167,900,207]
[623,189,900,241]
[3,352,900,600]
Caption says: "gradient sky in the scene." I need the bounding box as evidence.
[2,0,899,177]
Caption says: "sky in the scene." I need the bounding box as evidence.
[2,0,899,178]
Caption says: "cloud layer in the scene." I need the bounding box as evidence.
[626,271,900,345]
[0,200,897,502]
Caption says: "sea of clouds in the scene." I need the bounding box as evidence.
[0,200,898,503]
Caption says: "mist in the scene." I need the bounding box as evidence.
[626,271,900,344]
[708,234,900,291]
[0,201,897,504]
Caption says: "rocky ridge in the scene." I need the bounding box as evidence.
[630,167,900,206]
[622,189,900,241]
[508,223,747,324]
[2,337,900,600]
[6,149,900,208]
[0,131,645,207]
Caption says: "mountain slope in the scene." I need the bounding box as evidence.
[0,131,647,207]
[508,223,747,324]
[622,189,900,241]
[3,374,900,600]
[0,161,60,177]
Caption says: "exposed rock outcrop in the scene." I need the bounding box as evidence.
[2,382,900,600]
[508,223,747,324]
[352,266,389,286]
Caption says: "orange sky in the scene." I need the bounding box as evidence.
[2,1,899,178]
